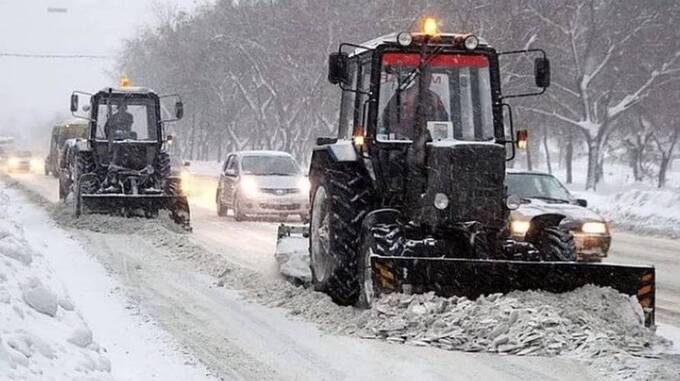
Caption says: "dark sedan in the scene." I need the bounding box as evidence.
[506,170,611,262]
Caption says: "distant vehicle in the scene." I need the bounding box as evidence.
[0,136,15,167]
[44,121,89,177]
[506,170,611,262]
[216,151,310,221]
[7,151,39,173]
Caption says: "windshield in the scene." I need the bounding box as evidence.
[95,97,157,141]
[506,173,572,201]
[378,52,494,142]
[241,155,300,176]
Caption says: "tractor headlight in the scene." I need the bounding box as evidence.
[506,194,521,210]
[240,177,259,197]
[511,220,531,236]
[582,222,607,234]
[397,32,413,47]
[298,177,311,194]
[464,35,479,50]
[434,193,449,210]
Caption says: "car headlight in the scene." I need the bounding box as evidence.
[582,222,607,234]
[298,177,311,194]
[30,159,42,169]
[511,220,531,236]
[8,157,19,167]
[240,177,259,197]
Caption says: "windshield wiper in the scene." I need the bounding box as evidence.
[396,46,444,92]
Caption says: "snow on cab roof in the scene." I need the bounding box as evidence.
[236,150,293,157]
[97,86,156,94]
[353,32,489,56]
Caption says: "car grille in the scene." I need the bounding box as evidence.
[259,203,300,210]
[259,188,300,195]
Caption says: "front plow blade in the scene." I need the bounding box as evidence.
[371,256,655,327]
[81,194,191,231]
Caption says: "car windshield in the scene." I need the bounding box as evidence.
[95,96,157,141]
[377,53,494,142]
[506,173,572,202]
[241,155,299,176]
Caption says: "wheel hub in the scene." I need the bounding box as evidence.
[311,186,332,282]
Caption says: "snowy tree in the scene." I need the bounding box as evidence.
[521,0,680,189]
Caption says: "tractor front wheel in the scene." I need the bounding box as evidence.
[309,167,371,305]
[535,227,577,261]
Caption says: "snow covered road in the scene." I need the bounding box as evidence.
[4,171,680,380]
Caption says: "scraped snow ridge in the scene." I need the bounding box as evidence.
[0,213,113,380]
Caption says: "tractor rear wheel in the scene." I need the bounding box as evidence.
[309,167,371,305]
[536,227,577,261]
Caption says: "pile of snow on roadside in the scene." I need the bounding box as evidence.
[578,188,680,238]
[0,196,112,380]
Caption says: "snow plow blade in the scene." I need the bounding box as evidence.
[370,256,655,327]
[80,194,191,231]
[274,224,310,284]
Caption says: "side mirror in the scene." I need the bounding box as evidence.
[183,161,190,167]
[224,168,236,177]
[534,57,551,88]
[576,198,588,207]
[328,52,349,85]
[516,129,529,149]
[70,94,79,112]
[175,101,184,120]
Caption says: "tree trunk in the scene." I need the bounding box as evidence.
[585,138,600,190]
[658,154,670,188]
[565,131,573,184]
[542,126,552,174]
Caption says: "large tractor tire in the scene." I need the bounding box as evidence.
[534,227,577,262]
[71,151,96,217]
[309,166,372,305]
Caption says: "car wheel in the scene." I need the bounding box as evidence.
[233,195,246,222]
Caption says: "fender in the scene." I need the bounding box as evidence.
[312,140,359,163]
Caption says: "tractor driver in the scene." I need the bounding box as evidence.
[104,100,134,140]
[382,70,449,140]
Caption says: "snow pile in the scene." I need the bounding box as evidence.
[0,210,112,380]
[274,234,311,283]
[578,187,680,237]
[356,286,667,358]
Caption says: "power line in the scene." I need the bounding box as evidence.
[0,52,112,60]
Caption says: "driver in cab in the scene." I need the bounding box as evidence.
[382,70,449,140]
[105,100,134,140]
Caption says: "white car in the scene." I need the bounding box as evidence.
[215,151,310,221]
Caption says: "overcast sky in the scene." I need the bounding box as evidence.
[0,0,206,149]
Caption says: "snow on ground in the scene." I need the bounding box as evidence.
[186,160,223,178]
[4,172,680,380]
[0,182,215,380]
